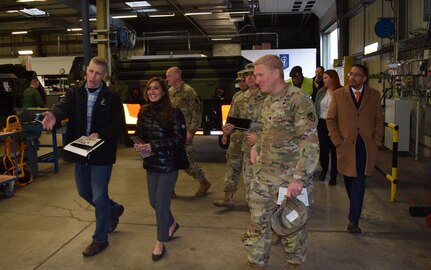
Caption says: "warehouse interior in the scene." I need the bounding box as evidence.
[0,0,431,269]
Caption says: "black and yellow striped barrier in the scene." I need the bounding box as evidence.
[382,122,399,202]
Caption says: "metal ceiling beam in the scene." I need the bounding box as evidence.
[166,0,211,41]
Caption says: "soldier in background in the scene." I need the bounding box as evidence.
[286,66,314,97]
[214,69,248,208]
[217,64,266,207]
[22,78,45,108]
[238,64,267,200]
[166,66,211,197]
[243,55,319,270]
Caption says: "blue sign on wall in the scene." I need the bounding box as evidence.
[279,54,289,69]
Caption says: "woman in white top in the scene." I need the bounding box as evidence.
[314,69,342,185]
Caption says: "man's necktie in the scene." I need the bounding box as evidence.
[355,90,361,103]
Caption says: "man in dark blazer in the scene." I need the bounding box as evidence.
[42,57,126,256]
[326,64,384,233]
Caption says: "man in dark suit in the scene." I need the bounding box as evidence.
[311,66,324,102]
[326,64,384,233]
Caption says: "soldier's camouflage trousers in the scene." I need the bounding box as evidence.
[242,153,253,200]
[224,136,244,192]
[242,166,308,267]
[185,143,207,182]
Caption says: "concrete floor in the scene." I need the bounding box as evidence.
[0,135,430,270]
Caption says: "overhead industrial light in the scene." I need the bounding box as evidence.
[211,37,232,41]
[148,12,175,18]
[19,8,48,16]
[17,0,46,2]
[184,11,212,16]
[12,31,28,35]
[229,14,244,22]
[364,42,379,55]
[125,1,151,8]
[6,10,19,13]
[80,18,97,21]
[18,50,33,55]
[112,14,138,19]
[67,28,82,32]
[136,8,158,13]
[227,10,249,14]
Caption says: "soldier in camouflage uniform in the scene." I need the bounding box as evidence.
[238,64,266,200]
[242,55,319,270]
[214,70,248,208]
[166,66,211,197]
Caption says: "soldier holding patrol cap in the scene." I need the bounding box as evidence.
[243,55,319,270]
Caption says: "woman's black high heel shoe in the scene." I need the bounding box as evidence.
[168,223,180,241]
[152,245,166,262]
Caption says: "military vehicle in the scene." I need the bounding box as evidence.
[117,55,249,135]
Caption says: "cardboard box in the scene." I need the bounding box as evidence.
[261,42,271,49]
[252,45,262,50]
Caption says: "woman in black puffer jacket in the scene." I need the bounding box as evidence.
[134,77,186,261]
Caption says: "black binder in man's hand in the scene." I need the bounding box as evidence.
[226,116,252,130]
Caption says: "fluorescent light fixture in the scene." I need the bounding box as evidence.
[112,14,138,19]
[20,8,47,16]
[229,15,244,22]
[80,18,97,21]
[211,37,232,41]
[6,10,19,13]
[18,50,33,55]
[148,12,175,18]
[364,42,379,55]
[12,31,28,35]
[67,28,82,32]
[125,1,151,8]
[17,0,46,2]
[228,11,249,14]
[184,11,212,16]
[137,8,158,12]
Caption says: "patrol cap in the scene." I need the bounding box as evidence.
[235,70,246,82]
[243,63,254,74]
[271,196,308,236]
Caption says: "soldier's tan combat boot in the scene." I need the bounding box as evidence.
[213,191,235,208]
[285,263,301,270]
[195,180,211,197]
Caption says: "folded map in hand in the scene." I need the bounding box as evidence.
[226,116,252,130]
[63,136,104,157]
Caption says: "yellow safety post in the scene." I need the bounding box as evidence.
[384,122,399,202]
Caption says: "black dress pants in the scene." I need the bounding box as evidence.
[147,170,178,242]
[317,118,337,180]
[343,135,367,224]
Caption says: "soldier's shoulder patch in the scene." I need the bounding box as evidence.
[307,112,316,122]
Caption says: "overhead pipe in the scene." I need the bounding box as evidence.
[142,31,191,54]
[137,32,279,49]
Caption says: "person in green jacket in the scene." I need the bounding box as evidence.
[22,79,45,108]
